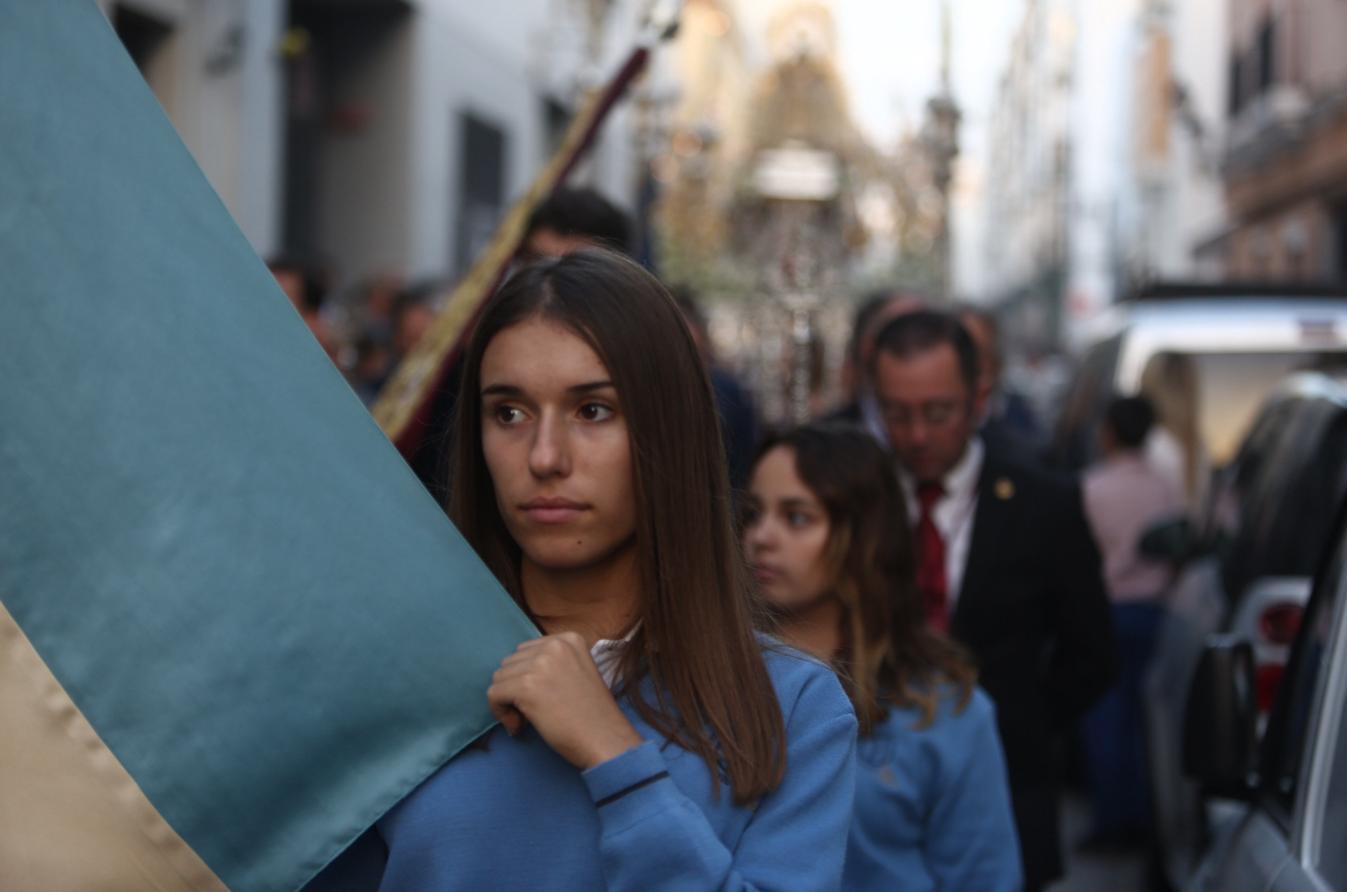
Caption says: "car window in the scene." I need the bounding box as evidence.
[1277,415,1347,574]
[1223,403,1347,602]
[1260,523,1347,821]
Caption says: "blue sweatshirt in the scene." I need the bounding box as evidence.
[306,645,857,891]
[844,686,1023,892]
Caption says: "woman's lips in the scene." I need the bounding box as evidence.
[750,565,780,585]
[520,499,588,524]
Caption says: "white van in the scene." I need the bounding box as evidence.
[1050,284,1347,504]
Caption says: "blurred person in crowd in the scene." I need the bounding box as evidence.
[306,248,857,891]
[1139,352,1208,516]
[390,282,440,361]
[828,290,926,444]
[351,272,404,349]
[520,186,633,260]
[1009,341,1072,438]
[835,292,895,413]
[1079,395,1183,851]
[331,273,403,405]
[958,306,1044,465]
[268,256,339,361]
[671,287,760,493]
[871,309,1114,892]
[349,334,391,407]
[744,422,1023,892]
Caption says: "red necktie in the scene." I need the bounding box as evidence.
[915,481,948,631]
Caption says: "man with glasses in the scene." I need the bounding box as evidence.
[871,310,1115,892]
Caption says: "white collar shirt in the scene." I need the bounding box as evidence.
[898,437,984,606]
[590,623,640,689]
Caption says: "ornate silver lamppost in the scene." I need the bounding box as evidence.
[745,142,844,424]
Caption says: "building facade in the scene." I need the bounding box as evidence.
[1219,0,1347,281]
[1123,0,1228,282]
[981,0,1077,345]
[982,0,1231,348]
[99,0,645,287]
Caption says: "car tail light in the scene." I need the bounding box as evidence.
[1256,663,1285,713]
[1259,603,1304,645]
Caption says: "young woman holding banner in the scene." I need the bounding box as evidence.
[743,423,1022,892]
[310,248,857,891]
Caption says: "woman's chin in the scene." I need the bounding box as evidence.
[519,538,622,573]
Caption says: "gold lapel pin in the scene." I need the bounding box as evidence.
[994,478,1015,501]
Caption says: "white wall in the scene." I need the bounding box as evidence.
[311,15,417,278]
[404,0,643,281]
[99,0,286,257]
[102,0,645,285]
[1169,0,1227,269]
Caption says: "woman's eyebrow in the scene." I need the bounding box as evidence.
[567,381,616,394]
[481,381,615,397]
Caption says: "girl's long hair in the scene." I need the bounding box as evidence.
[449,248,785,802]
[756,423,976,734]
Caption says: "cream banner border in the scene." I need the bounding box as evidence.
[0,602,231,892]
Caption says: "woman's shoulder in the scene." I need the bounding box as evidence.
[934,683,997,729]
[934,686,998,744]
[870,684,996,741]
[860,686,998,774]
[756,634,855,727]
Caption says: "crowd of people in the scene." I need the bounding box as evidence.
[292,186,1188,891]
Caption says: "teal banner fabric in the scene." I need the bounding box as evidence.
[0,3,535,890]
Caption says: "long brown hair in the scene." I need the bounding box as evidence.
[755,423,975,734]
[449,248,785,803]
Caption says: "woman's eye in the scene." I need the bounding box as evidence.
[786,511,813,528]
[493,405,524,425]
[578,403,615,422]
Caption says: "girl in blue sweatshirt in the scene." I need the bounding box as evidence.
[743,423,1022,892]
[309,250,856,891]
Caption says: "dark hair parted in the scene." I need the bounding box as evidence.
[1104,395,1156,449]
[756,423,976,734]
[449,248,785,802]
[871,309,980,393]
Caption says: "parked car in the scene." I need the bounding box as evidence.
[1182,494,1347,891]
[1144,372,1347,889]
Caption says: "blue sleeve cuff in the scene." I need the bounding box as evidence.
[581,739,668,805]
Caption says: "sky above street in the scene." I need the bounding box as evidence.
[733,1,1022,159]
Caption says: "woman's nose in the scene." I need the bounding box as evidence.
[528,412,571,478]
[745,516,775,551]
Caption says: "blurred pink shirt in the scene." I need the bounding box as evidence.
[1083,454,1184,603]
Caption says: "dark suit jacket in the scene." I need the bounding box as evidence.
[950,451,1115,887]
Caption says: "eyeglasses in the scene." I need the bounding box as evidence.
[880,400,967,429]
